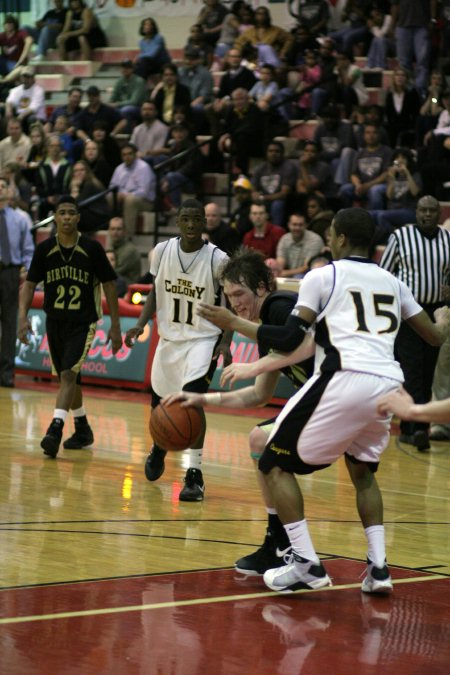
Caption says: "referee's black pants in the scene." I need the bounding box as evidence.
[395,304,442,435]
[0,265,20,384]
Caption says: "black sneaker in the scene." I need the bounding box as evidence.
[179,468,205,501]
[414,430,430,452]
[63,423,94,449]
[361,558,393,594]
[144,446,166,482]
[41,419,64,458]
[235,528,292,576]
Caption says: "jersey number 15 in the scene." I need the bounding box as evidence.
[350,291,398,334]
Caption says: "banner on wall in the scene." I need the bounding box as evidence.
[15,309,154,383]
[91,0,268,19]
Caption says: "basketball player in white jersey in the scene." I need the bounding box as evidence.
[125,199,231,501]
[197,208,450,593]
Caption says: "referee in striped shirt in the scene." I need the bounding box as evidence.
[380,195,450,451]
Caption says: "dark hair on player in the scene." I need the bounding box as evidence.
[178,198,205,216]
[220,247,276,293]
[333,208,375,248]
[55,195,79,211]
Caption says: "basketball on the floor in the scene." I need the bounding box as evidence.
[149,401,203,451]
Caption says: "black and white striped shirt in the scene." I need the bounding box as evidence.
[380,225,450,305]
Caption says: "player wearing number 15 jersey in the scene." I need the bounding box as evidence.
[125,199,231,501]
[18,196,122,459]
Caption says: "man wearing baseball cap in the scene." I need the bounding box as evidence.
[230,175,254,237]
[75,85,123,143]
[5,65,46,130]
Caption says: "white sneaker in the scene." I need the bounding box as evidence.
[361,559,393,594]
[30,54,44,62]
[263,553,332,593]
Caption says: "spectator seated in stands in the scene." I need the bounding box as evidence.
[276,212,324,279]
[353,104,390,148]
[131,101,169,164]
[91,120,122,170]
[185,24,214,68]
[242,201,285,259]
[5,67,46,132]
[108,216,142,285]
[366,5,393,70]
[109,142,156,235]
[70,160,111,233]
[151,63,191,127]
[0,14,33,84]
[283,48,322,119]
[290,0,330,39]
[328,0,371,55]
[214,1,254,59]
[82,139,114,188]
[370,148,421,244]
[75,86,123,146]
[133,17,170,80]
[29,0,67,62]
[197,0,230,47]
[109,59,148,133]
[251,140,297,227]
[178,45,214,133]
[305,194,334,240]
[417,70,445,146]
[23,122,47,183]
[217,88,265,174]
[385,68,421,148]
[0,118,31,174]
[1,161,32,215]
[57,0,107,61]
[46,87,84,154]
[105,249,128,299]
[204,202,241,255]
[158,122,203,210]
[335,51,368,119]
[339,123,392,210]
[229,174,253,237]
[235,6,294,68]
[35,134,72,219]
[206,46,256,135]
[295,140,333,209]
[52,114,77,163]
[313,104,356,186]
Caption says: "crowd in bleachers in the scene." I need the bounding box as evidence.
[1,1,450,279]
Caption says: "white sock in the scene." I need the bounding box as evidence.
[365,525,386,567]
[72,406,86,418]
[284,519,319,564]
[188,447,203,470]
[266,507,277,515]
[53,408,68,422]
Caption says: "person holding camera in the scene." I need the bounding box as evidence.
[371,148,421,243]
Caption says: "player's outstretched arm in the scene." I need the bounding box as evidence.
[18,281,37,344]
[164,371,280,409]
[125,286,156,347]
[378,387,450,423]
[198,303,259,340]
[220,334,316,387]
[407,306,450,346]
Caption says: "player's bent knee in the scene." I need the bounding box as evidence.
[249,425,269,460]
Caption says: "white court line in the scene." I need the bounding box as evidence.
[0,575,446,626]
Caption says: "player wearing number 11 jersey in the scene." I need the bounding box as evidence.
[125,199,231,501]
[18,196,122,458]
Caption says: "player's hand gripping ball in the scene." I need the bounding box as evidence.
[150,401,204,451]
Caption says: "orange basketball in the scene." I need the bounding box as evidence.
[149,401,204,451]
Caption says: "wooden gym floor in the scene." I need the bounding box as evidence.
[0,379,449,674]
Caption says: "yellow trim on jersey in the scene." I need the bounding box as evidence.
[71,322,97,374]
